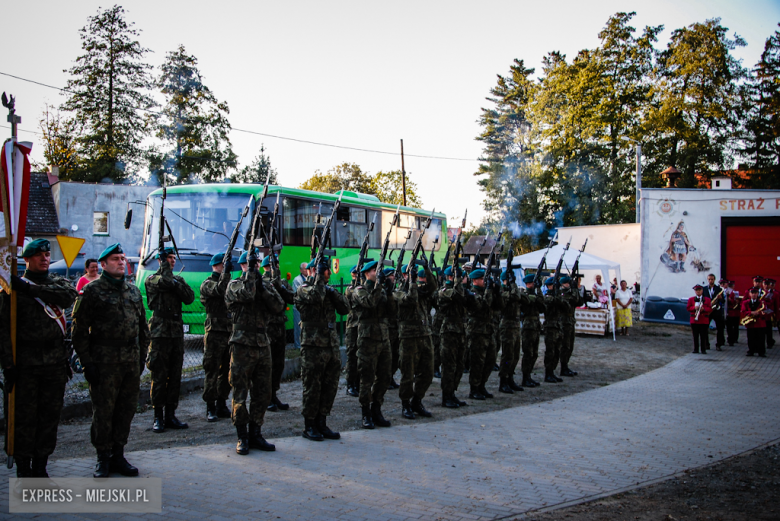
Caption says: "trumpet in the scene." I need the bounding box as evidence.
[694,297,705,321]
[741,301,765,326]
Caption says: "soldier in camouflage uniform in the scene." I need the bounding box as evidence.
[261,255,295,412]
[431,294,443,379]
[464,268,501,400]
[225,251,285,454]
[352,261,393,429]
[520,274,545,388]
[295,258,350,441]
[1,239,78,478]
[559,275,584,377]
[395,265,438,419]
[498,269,524,394]
[542,277,566,384]
[437,266,469,408]
[72,243,150,478]
[344,267,360,397]
[199,253,233,422]
[144,247,195,433]
[386,269,401,389]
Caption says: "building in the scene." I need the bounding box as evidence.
[462,235,497,265]
[640,179,780,324]
[24,172,63,258]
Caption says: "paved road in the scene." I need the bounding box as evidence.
[3,347,778,519]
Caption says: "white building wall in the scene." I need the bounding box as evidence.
[556,223,641,286]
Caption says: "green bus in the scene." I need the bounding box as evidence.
[135,184,448,337]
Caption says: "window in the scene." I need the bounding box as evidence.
[283,198,333,247]
[93,212,109,235]
[334,206,378,248]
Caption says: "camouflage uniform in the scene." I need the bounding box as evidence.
[295,276,350,420]
[385,278,400,382]
[485,307,502,386]
[200,271,232,404]
[431,299,443,374]
[344,285,359,391]
[225,270,284,426]
[543,292,566,377]
[263,271,295,398]
[465,284,499,392]
[560,286,584,373]
[395,268,438,404]
[72,272,150,453]
[498,280,523,381]
[0,271,77,463]
[437,277,468,398]
[520,288,546,382]
[352,279,392,409]
[144,261,195,411]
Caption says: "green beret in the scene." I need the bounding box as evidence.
[418,269,426,278]
[544,277,555,286]
[238,251,249,264]
[21,239,50,258]
[210,253,225,266]
[361,260,378,273]
[260,255,279,268]
[350,265,358,274]
[402,264,409,272]
[382,267,395,276]
[157,247,175,259]
[560,275,571,284]
[444,266,453,276]
[98,243,123,261]
[306,259,316,270]
[522,274,535,284]
[500,269,508,281]
[469,269,485,279]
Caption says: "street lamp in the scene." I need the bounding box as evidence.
[622,137,642,223]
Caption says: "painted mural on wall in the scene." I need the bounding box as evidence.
[660,220,711,273]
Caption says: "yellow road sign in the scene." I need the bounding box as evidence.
[56,235,86,268]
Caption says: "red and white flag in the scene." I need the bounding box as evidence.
[0,138,32,292]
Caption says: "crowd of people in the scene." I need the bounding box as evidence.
[1,238,590,480]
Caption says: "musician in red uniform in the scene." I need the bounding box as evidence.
[725,280,741,346]
[687,284,712,354]
[763,278,777,349]
[741,286,768,357]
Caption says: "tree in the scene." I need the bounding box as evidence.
[373,170,423,207]
[231,145,278,184]
[299,163,378,195]
[61,5,155,182]
[150,45,237,185]
[36,103,81,178]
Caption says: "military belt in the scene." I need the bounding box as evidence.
[302,321,335,330]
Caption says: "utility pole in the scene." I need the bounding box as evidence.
[635,144,642,223]
[400,139,407,207]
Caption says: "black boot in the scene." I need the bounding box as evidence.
[303,418,324,441]
[442,393,460,408]
[165,407,189,429]
[93,452,111,478]
[544,371,559,384]
[249,422,276,451]
[522,376,538,388]
[346,384,359,397]
[401,400,416,419]
[560,366,578,377]
[371,402,392,427]
[433,366,442,379]
[529,376,541,386]
[508,378,524,391]
[236,424,249,455]
[153,407,165,433]
[388,378,400,389]
[316,415,341,439]
[454,394,468,406]
[479,385,494,398]
[207,401,218,422]
[361,406,375,429]
[411,397,432,418]
[272,394,289,411]
[15,457,32,478]
[468,386,486,400]
[216,399,232,418]
[110,446,138,476]
[31,456,49,478]
[498,378,514,394]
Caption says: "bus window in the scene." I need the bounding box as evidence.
[283,197,333,247]
[420,218,442,251]
[334,207,379,248]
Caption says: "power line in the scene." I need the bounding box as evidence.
[1,70,480,162]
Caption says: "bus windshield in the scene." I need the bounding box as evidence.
[142,192,254,264]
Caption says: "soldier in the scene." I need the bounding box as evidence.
[395,265,438,419]
[261,255,295,412]
[145,247,195,433]
[464,268,500,400]
[344,266,360,397]
[437,266,469,408]
[352,261,393,429]
[559,275,584,377]
[519,274,545,388]
[199,253,233,422]
[386,268,401,390]
[498,270,524,394]
[1,239,78,478]
[225,251,285,454]
[295,257,350,441]
[72,243,150,478]
[431,268,444,380]
[542,278,565,383]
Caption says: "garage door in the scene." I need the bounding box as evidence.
[724,224,780,293]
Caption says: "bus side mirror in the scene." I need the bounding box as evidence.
[124,208,133,230]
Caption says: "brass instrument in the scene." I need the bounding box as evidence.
[740,301,765,326]
[694,297,705,321]
[730,294,743,310]
[710,287,725,310]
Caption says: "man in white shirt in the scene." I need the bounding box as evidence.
[292,263,308,349]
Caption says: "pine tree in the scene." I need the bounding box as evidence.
[231,145,278,184]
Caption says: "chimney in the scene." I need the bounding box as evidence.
[47,165,61,186]
[660,166,681,188]
[711,176,732,190]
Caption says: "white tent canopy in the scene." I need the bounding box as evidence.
[502,244,622,285]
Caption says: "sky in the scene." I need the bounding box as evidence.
[2,0,779,229]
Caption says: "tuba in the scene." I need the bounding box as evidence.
[741,301,765,326]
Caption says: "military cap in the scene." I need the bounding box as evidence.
[209,253,225,266]
[418,269,426,278]
[753,275,764,281]
[444,266,453,276]
[238,251,250,264]
[544,277,555,286]
[718,278,728,284]
[560,275,571,284]
[500,269,508,281]
[522,274,535,284]
[350,265,358,274]
[98,243,123,261]
[317,258,331,272]
[306,258,317,270]
[21,238,50,258]
[157,247,176,259]
[401,264,409,272]
[693,284,703,290]
[382,267,395,276]
[361,260,378,273]
[469,268,486,279]
[767,278,776,284]
[260,255,279,268]
[749,286,760,293]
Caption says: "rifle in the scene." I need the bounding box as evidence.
[483,226,505,290]
[377,204,401,284]
[404,208,435,284]
[246,177,271,274]
[224,195,253,272]
[449,209,468,277]
[421,235,438,274]
[353,212,378,286]
[552,236,572,297]
[570,238,588,288]
[394,231,413,284]
[310,202,323,260]
[533,231,558,288]
[439,241,452,285]
[506,247,520,284]
[266,192,283,274]
[313,193,343,284]
[473,232,490,268]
